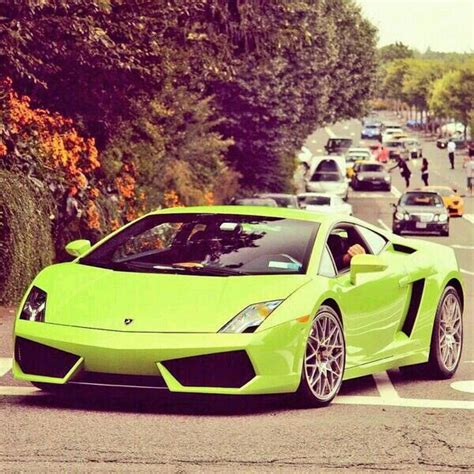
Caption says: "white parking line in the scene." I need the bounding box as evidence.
[0,386,41,396]
[451,244,474,250]
[377,219,391,231]
[460,268,474,276]
[334,395,474,410]
[373,372,400,399]
[0,358,12,377]
[324,126,336,139]
[463,214,474,224]
[391,185,402,198]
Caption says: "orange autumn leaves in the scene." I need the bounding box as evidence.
[0,77,139,231]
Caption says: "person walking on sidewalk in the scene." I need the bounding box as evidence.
[447,140,456,169]
[466,154,474,197]
[389,157,412,188]
[421,158,429,186]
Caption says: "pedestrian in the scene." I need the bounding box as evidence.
[389,157,412,188]
[421,158,429,186]
[447,139,456,169]
[466,154,474,197]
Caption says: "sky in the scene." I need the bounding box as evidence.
[356,0,474,53]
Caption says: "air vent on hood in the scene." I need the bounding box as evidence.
[392,243,417,255]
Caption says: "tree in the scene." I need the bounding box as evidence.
[379,42,414,63]
[430,64,474,138]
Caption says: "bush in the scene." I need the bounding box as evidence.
[0,170,54,304]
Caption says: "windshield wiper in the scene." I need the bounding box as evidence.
[171,264,247,276]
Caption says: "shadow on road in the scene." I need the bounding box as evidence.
[14,376,377,416]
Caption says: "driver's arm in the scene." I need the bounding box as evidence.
[342,244,366,267]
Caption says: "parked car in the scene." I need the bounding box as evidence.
[436,133,469,150]
[297,193,352,215]
[254,193,299,209]
[421,186,464,217]
[392,191,449,236]
[350,162,391,191]
[325,137,353,155]
[361,123,382,140]
[400,138,423,159]
[232,198,278,207]
[13,207,465,407]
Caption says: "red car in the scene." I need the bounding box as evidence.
[369,143,389,163]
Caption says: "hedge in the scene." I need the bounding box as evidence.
[0,170,54,304]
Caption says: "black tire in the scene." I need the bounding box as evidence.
[401,286,463,379]
[295,306,346,408]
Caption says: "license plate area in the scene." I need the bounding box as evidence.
[416,222,427,229]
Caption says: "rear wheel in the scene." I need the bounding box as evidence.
[401,286,463,379]
[295,306,345,407]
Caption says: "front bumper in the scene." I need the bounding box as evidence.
[353,179,391,190]
[392,220,448,235]
[13,319,307,395]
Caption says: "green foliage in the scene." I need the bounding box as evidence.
[0,170,54,304]
[0,0,378,199]
[379,42,414,63]
[429,63,474,133]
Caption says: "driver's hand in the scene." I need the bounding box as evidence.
[347,244,366,258]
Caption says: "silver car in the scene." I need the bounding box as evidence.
[305,170,349,200]
[400,138,423,159]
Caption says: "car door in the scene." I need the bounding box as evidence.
[326,224,411,367]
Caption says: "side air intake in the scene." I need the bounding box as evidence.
[401,279,425,336]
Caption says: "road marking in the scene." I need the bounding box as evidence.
[377,219,391,231]
[334,395,474,410]
[373,372,400,400]
[450,381,474,394]
[391,185,402,198]
[460,268,474,276]
[463,214,474,224]
[0,386,40,396]
[316,148,323,153]
[0,358,12,377]
[451,244,474,250]
[351,193,385,199]
[324,126,336,139]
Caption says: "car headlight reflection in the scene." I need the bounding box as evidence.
[439,214,448,222]
[219,300,283,333]
[20,286,47,322]
[395,212,405,220]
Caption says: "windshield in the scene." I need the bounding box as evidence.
[400,193,444,207]
[81,214,319,275]
[303,196,331,206]
[359,164,384,172]
[311,172,343,182]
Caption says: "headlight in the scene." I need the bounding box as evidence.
[384,176,390,182]
[395,212,405,220]
[357,176,365,180]
[439,214,448,222]
[20,286,47,322]
[219,300,283,333]
[433,214,439,222]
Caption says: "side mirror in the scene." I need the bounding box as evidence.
[65,239,91,258]
[350,254,388,285]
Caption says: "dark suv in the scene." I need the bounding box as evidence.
[325,137,353,155]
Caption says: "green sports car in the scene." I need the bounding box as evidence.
[13,206,464,407]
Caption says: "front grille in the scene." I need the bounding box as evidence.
[15,337,80,378]
[410,213,434,222]
[71,372,167,389]
[162,350,255,388]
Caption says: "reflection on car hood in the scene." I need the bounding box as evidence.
[398,205,447,214]
[32,263,311,333]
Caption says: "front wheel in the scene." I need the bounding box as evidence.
[295,306,346,407]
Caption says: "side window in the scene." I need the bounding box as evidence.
[319,245,336,278]
[357,226,387,255]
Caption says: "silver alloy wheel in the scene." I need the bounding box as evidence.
[439,293,463,371]
[304,311,345,401]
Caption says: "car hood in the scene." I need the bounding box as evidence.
[398,205,447,215]
[32,263,311,333]
[358,172,389,179]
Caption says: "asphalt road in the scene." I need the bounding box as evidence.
[1,113,473,471]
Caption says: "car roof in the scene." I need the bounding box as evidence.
[151,205,345,224]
